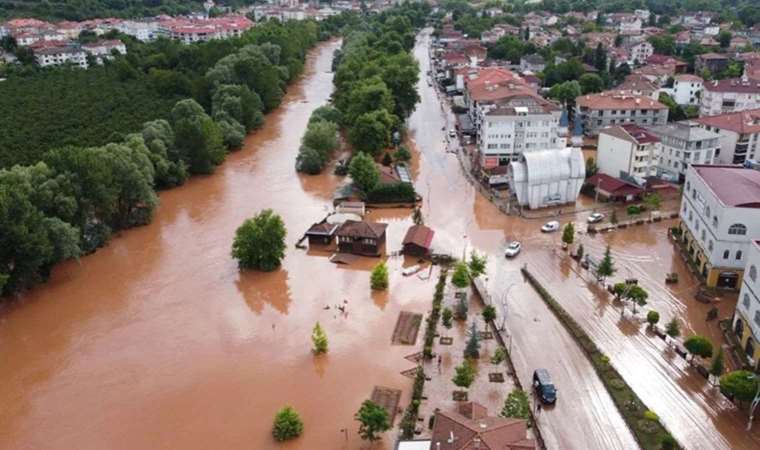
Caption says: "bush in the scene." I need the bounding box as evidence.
[452,262,470,288]
[366,182,416,203]
[452,360,476,388]
[272,406,304,441]
[370,261,389,290]
[491,347,507,364]
[643,410,659,421]
[312,322,328,354]
[627,205,641,216]
[501,389,530,422]
[660,435,677,450]
[646,310,660,327]
[395,146,412,161]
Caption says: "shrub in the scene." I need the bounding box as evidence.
[272,406,304,441]
[661,435,677,450]
[370,261,389,290]
[395,146,412,161]
[482,305,496,323]
[452,360,476,388]
[312,322,328,354]
[452,262,470,288]
[646,310,660,328]
[491,347,507,364]
[366,182,416,203]
[627,205,641,216]
[355,400,391,442]
[643,410,659,421]
[501,389,530,422]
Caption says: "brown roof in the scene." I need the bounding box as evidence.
[587,173,645,196]
[336,220,387,239]
[576,92,667,111]
[430,402,535,450]
[695,109,760,135]
[692,165,760,208]
[402,225,434,249]
[468,82,539,103]
[305,222,339,236]
[703,78,760,94]
[675,74,703,82]
[698,52,729,61]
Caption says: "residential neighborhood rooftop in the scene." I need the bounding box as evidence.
[601,124,660,144]
[692,164,760,208]
[576,92,667,110]
[695,109,760,134]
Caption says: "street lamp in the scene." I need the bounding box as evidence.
[747,374,760,431]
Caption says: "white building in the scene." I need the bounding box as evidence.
[477,96,566,169]
[651,121,721,182]
[81,39,126,64]
[115,20,159,42]
[672,74,703,106]
[700,77,760,116]
[627,41,653,65]
[696,109,760,165]
[597,124,661,183]
[508,147,585,209]
[35,45,88,68]
[732,240,760,369]
[679,164,760,289]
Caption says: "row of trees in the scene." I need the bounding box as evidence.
[295,106,342,174]
[0,19,339,297]
[271,399,391,442]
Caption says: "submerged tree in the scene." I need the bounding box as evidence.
[464,321,481,359]
[231,209,286,271]
[596,245,615,282]
[370,261,389,290]
[272,406,304,441]
[452,360,476,389]
[312,321,328,354]
[355,400,391,442]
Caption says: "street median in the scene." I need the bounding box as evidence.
[521,266,680,450]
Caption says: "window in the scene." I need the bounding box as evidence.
[750,265,757,283]
[724,250,730,259]
[712,216,718,228]
[728,224,747,235]
[705,206,711,217]
[708,240,713,251]
[744,294,751,309]
[755,311,760,328]
[701,230,706,241]
[692,188,696,199]
[737,250,743,260]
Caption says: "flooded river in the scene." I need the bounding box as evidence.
[2,31,758,450]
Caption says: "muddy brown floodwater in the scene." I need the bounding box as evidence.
[2,31,756,450]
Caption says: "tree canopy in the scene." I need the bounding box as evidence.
[231,209,287,272]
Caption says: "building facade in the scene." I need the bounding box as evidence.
[508,147,585,209]
[651,121,721,182]
[732,241,760,370]
[672,74,703,106]
[696,109,760,165]
[597,124,661,183]
[700,78,760,116]
[679,165,760,289]
[576,92,669,136]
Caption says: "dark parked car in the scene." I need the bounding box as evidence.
[533,368,557,404]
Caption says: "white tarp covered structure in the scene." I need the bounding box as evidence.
[508,147,585,209]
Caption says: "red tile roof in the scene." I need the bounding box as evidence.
[692,165,760,208]
[703,78,760,94]
[430,402,535,450]
[402,225,434,249]
[587,173,644,196]
[601,124,660,144]
[576,92,667,110]
[695,109,760,135]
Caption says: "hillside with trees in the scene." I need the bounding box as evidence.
[0,0,205,21]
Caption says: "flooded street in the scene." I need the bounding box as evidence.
[1,30,758,450]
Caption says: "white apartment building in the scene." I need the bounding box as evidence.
[597,124,661,183]
[115,20,159,42]
[81,39,126,64]
[700,77,760,116]
[575,92,669,136]
[679,164,760,289]
[627,41,653,65]
[732,240,760,369]
[651,121,721,182]
[696,109,760,165]
[478,96,565,169]
[672,74,703,106]
[508,147,585,209]
[35,45,87,68]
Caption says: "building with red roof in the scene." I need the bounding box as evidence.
[402,224,435,257]
[695,108,760,165]
[575,92,668,136]
[597,124,661,183]
[428,402,535,450]
[701,77,760,116]
[586,173,645,202]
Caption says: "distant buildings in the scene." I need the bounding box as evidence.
[519,53,545,73]
[731,240,760,370]
[700,77,760,116]
[508,147,585,209]
[34,39,125,68]
[679,164,760,289]
[575,92,669,136]
[597,124,661,183]
[696,109,760,165]
[650,121,721,183]
[158,16,253,43]
[695,53,730,75]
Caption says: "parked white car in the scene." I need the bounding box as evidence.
[541,221,560,233]
[587,213,605,224]
[505,241,522,257]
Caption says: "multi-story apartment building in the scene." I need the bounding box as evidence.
[596,124,661,183]
[626,41,653,65]
[696,109,760,165]
[477,95,565,168]
[35,44,87,68]
[700,77,760,116]
[651,121,721,182]
[672,74,703,106]
[732,240,760,370]
[679,164,760,289]
[575,92,669,136]
[81,39,126,64]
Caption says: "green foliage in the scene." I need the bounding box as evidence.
[349,152,380,193]
[468,251,487,278]
[586,157,598,178]
[171,99,225,174]
[370,261,389,290]
[312,321,329,354]
[643,410,659,421]
[395,146,412,162]
[501,389,530,421]
[661,434,677,450]
[684,335,713,359]
[665,318,680,339]
[272,406,304,441]
[548,80,582,105]
[310,105,343,125]
[355,400,391,442]
[658,92,687,122]
[627,205,642,216]
[543,60,585,87]
[647,310,660,327]
[452,262,470,289]
[452,360,476,389]
[562,223,575,245]
[482,305,497,323]
[710,348,725,378]
[596,245,616,281]
[488,36,536,63]
[442,307,453,329]
[491,347,507,364]
[455,295,468,321]
[348,110,396,156]
[367,182,416,203]
[576,243,584,260]
[296,117,339,174]
[579,73,604,94]
[643,193,662,212]
[231,209,287,271]
[719,370,759,402]
[464,321,481,359]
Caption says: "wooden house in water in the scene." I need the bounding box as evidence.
[336,220,388,256]
[402,224,435,257]
[304,222,339,246]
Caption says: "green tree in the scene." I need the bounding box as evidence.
[272,406,304,441]
[646,310,660,328]
[310,105,342,124]
[626,285,648,314]
[464,321,481,359]
[719,370,759,402]
[395,146,412,162]
[231,209,287,271]
[302,119,339,157]
[312,321,328,354]
[468,251,487,278]
[355,400,391,441]
[596,246,616,282]
[171,99,226,174]
[348,110,396,155]
[579,73,604,94]
[296,146,326,174]
[452,261,470,289]
[658,92,686,122]
[345,77,396,125]
[718,30,732,48]
[482,305,496,323]
[370,261,389,290]
[412,207,423,225]
[666,318,681,341]
[501,389,530,421]
[442,307,453,329]
[643,193,662,218]
[684,335,714,361]
[709,348,725,383]
[562,222,575,246]
[548,80,582,110]
[585,156,598,178]
[452,360,476,389]
[348,152,380,193]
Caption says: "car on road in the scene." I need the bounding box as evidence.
[541,221,560,233]
[587,212,605,223]
[533,368,557,404]
[448,129,457,137]
[504,241,521,257]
